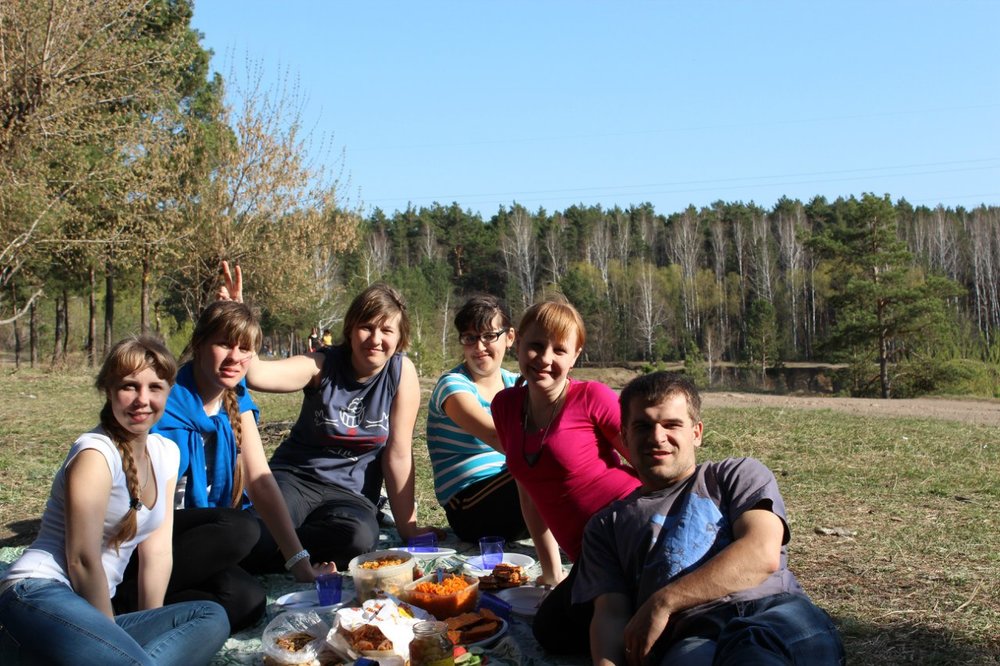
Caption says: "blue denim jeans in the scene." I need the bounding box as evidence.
[0,577,229,665]
[659,593,845,665]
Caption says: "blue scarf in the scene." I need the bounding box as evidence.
[154,363,259,509]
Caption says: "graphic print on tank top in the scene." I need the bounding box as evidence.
[312,396,391,458]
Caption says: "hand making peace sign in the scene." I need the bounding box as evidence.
[217,260,243,303]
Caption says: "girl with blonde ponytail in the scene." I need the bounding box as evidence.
[0,336,229,665]
[112,297,333,633]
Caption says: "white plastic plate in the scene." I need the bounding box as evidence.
[462,551,536,574]
[396,546,458,561]
[274,589,345,614]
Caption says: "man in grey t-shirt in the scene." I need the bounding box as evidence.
[573,372,844,665]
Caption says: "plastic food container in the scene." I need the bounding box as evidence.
[348,549,416,602]
[403,572,479,619]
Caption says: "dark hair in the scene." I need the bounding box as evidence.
[517,297,586,350]
[95,335,177,552]
[454,294,512,334]
[185,300,262,507]
[341,283,411,352]
[619,371,701,426]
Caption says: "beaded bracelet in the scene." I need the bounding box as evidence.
[284,549,310,571]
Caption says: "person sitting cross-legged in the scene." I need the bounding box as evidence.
[574,371,845,665]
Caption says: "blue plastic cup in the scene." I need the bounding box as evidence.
[407,532,438,552]
[315,572,343,606]
[479,536,504,569]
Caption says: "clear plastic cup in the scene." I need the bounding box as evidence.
[479,536,504,569]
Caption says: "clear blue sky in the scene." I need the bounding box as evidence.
[191,1,1000,218]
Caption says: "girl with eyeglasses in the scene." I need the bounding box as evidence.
[492,298,641,655]
[425,295,529,542]
[0,337,229,664]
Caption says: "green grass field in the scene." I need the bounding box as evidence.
[1,366,997,664]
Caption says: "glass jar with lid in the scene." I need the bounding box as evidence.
[409,620,454,666]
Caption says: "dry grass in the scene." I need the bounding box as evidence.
[704,408,998,664]
[1,364,997,664]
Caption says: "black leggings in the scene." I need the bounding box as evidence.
[443,470,529,543]
[532,563,593,655]
[113,507,265,633]
[241,470,380,572]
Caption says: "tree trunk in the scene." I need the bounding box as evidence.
[62,288,69,358]
[88,265,97,366]
[30,300,38,367]
[104,257,115,357]
[51,297,63,365]
[439,291,450,360]
[13,296,21,368]
[140,248,151,334]
[879,331,891,399]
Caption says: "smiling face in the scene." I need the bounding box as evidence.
[516,321,581,394]
[350,313,402,380]
[461,313,514,380]
[623,392,703,491]
[108,366,170,439]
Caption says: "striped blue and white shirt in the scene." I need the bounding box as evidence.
[426,364,518,504]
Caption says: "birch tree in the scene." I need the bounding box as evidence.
[632,261,665,360]
[774,199,807,355]
[500,204,538,311]
[588,215,612,290]
[749,209,776,303]
[667,206,702,335]
[542,213,568,284]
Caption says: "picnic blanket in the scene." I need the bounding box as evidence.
[0,529,589,666]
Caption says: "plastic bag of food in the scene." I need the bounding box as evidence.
[325,596,431,664]
[261,610,329,665]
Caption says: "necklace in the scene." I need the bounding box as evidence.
[521,380,569,467]
[130,451,153,512]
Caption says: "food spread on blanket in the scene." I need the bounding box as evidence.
[274,630,315,652]
[260,610,331,666]
[453,645,484,666]
[477,562,528,590]
[348,550,418,602]
[262,630,321,666]
[344,623,394,652]
[326,596,432,664]
[358,555,408,569]
[445,609,504,645]
[408,620,454,666]
[405,573,479,619]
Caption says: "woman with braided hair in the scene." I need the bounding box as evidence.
[113,299,333,633]
[0,336,229,664]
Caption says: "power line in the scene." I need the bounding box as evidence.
[363,159,1000,210]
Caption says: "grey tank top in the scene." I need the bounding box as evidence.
[269,345,402,504]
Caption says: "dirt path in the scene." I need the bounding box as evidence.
[565,367,1000,427]
[701,392,1000,427]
